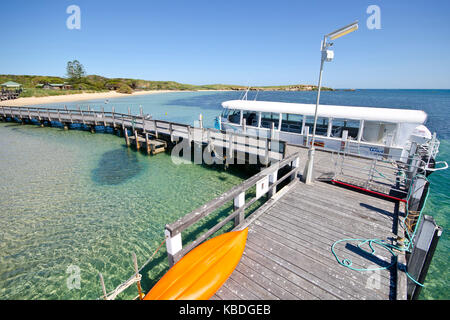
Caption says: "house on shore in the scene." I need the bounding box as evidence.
[1,81,22,100]
[37,83,73,90]
[1,81,22,90]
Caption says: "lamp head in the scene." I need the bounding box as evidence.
[326,21,358,41]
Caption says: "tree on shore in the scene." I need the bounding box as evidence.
[66,60,86,81]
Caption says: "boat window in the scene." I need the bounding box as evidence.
[362,121,397,144]
[221,108,230,118]
[260,112,280,129]
[331,119,359,139]
[242,110,258,127]
[304,116,329,136]
[227,109,241,124]
[281,113,303,134]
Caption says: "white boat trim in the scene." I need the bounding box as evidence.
[222,100,427,124]
[217,99,438,164]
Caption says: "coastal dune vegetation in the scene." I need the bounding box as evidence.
[0,60,334,98]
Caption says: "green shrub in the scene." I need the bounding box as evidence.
[117,84,133,94]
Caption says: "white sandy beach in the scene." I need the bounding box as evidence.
[0,90,190,107]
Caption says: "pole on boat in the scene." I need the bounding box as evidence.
[303,21,358,184]
[199,113,203,129]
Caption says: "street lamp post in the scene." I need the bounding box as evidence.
[302,21,358,184]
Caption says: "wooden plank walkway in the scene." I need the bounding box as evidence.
[214,180,403,300]
[0,105,286,164]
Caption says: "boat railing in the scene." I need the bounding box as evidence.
[330,149,433,199]
[163,151,301,267]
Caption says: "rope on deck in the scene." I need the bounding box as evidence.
[331,174,430,287]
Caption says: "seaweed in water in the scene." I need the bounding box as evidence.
[92,148,142,185]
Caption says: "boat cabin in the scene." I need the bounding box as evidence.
[218,100,431,161]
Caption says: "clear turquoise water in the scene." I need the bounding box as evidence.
[0,115,248,299]
[0,90,448,300]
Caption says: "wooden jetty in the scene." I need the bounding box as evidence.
[0,105,286,165]
[163,147,437,300]
[213,180,403,300]
[0,105,438,301]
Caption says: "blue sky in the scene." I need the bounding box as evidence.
[1,0,449,88]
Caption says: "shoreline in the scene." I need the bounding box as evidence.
[0,90,227,107]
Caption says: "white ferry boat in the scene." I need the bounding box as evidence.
[215,99,444,168]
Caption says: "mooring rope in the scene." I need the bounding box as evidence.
[99,236,167,300]
[331,174,430,287]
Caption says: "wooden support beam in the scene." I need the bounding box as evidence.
[145,133,150,155]
[102,107,106,127]
[112,107,116,128]
[124,128,130,147]
[134,130,140,151]
[153,120,158,138]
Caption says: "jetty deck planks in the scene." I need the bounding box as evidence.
[215,180,404,300]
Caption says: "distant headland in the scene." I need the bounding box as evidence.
[0,74,334,95]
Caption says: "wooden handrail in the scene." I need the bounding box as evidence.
[164,151,301,266]
[0,105,286,155]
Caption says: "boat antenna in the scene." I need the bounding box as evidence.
[242,86,251,100]
[253,89,259,101]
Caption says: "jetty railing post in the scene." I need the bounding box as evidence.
[57,109,62,124]
[79,106,85,125]
[165,228,182,267]
[291,155,300,181]
[234,191,246,227]
[47,108,51,126]
[268,169,278,198]
[111,107,116,129]
[37,108,42,125]
[169,123,174,142]
[153,120,158,138]
[140,106,144,131]
[132,252,144,300]
[65,105,73,124]
[102,107,106,127]
[128,106,131,131]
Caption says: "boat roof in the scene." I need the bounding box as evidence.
[222,100,427,124]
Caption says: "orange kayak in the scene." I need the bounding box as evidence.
[144,228,248,300]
